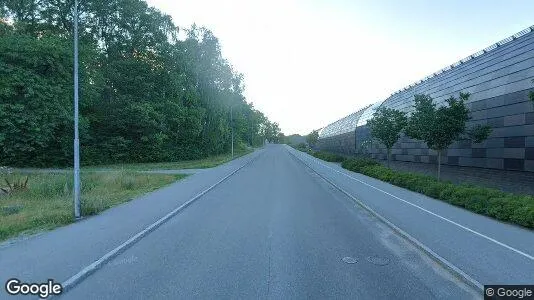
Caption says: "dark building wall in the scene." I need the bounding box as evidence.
[316,131,356,154]
[317,27,534,172]
[367,88,534,171]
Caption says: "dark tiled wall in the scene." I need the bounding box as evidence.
[365,89,534,172]
[316,131,356,155]
[317,30,534,172]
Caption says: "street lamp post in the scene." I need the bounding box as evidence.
[73,0,81,219]
[231,105,234,158]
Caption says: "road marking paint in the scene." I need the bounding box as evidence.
[60,150,262,293]
[291,148,534,262]
[292,148,534,261]
[286,148,483,291]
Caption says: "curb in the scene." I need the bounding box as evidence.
[59,150,263,295]
[287,147,484,293]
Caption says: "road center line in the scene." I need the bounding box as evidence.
[293,149,534,261]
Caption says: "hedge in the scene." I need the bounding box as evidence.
[312,151,346,163]
[334,156,533,229]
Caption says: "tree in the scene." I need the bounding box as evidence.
[367,107,407,168]
[0,28,102,166]
[306,130,319,148]
[262,121,281,143]
[405,93,492,180]
[0,1,280,167]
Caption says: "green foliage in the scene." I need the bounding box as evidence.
[367,107,407,167]
[296,143,309,151]
[341,158,380,172]
[312,151,346,162]
[406,93,491,180]
[262,121,282,143]
[368,107,407,149]
[291,143,312,154]
[337,158,534,229]
[466,124,493,143]
[306,130,319,147]
[406,93,469,151]
[285,134,306,146]
[0,171,183,241]
[0,1,277,167]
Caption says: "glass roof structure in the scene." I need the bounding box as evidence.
[318,104,372,138]
[356,101,384,127]
[318,25,534,140]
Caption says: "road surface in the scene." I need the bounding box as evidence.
[1,144,532,299]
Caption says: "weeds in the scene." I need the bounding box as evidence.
[0,171,184,241]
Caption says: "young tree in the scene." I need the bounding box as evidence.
[367,107,407,168]
[405,93,492,180]
[306,130,319,148]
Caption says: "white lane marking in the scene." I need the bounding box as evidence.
[292,149,534,261]
[61,151,262,292]
[287,149,483,291]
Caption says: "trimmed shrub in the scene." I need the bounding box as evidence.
[312,151,346,163]
[341,158,380,172]
[509,203,534,228]
[314,156,534,229]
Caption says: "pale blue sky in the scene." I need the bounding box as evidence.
[146,0,534,135]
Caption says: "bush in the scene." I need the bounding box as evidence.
[510,203,534,228]
[341,158,380,172]
[291,143,312,154]
[312,151,346,163]
[316,156,534,229]
[296,143,309,151]
[421,182,447,199]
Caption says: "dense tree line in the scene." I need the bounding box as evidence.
[0,0,281,167]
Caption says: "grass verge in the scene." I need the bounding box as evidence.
[0,171,184,242]
[295,148,534,229]
[85,149,253,171]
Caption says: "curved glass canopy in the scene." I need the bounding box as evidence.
[356,101,384,127]
[318,104,370,138]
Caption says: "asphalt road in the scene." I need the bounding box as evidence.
[2,144,531,299]
[288,146,534,286]
[62,145,476,299]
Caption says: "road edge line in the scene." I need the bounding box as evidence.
[286,147,484,293]
[60,149,263,294]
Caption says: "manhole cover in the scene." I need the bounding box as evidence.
[366,255,390,266]
[342,256,357,264]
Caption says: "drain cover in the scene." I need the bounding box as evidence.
[342,256,357,264]
[366,255,390,266]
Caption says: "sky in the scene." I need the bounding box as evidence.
[145,0,534,135]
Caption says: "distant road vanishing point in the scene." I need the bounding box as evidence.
[1,145,533,299]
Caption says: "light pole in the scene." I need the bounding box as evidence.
[230,105,234,158]
[73,0,81,219]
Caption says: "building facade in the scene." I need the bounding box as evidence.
[317,26,534,172]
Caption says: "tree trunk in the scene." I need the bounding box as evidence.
[387,148,391,168]
[437,150,441,181]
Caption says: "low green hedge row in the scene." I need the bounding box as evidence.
[312,151,346,163]
[338,157,534,229]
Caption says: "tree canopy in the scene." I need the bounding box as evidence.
[367,107,407,167]
[405,93,491,180]
[306,130,319,147]
[0,0,280,166]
